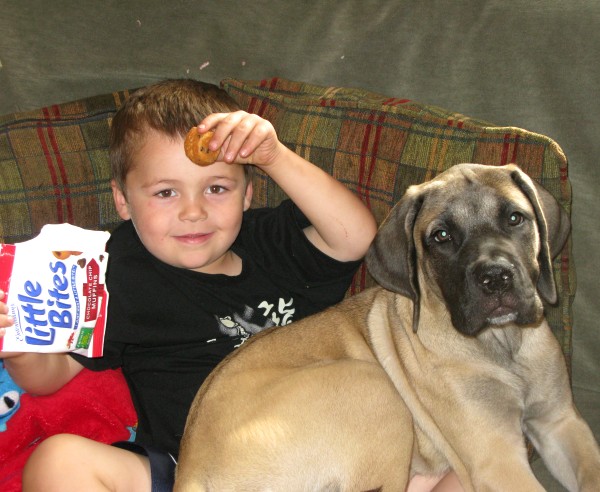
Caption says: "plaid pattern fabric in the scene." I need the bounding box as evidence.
[222,77,574,369]
[0,91,133,243]
[0,77,574,369]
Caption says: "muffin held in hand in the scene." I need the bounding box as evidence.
[184,128,219,166]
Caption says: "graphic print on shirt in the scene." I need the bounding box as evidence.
[216,297,296,347]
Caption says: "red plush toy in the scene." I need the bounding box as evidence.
[0,366,137,491]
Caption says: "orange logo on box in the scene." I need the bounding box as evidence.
[52,251,82,260]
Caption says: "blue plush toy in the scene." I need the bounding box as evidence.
[0,360,24,431]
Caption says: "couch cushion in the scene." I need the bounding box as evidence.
[222,77,575,368]
[0,91,132,243]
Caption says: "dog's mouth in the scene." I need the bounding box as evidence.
[476,286,544,331]
[486,305,518,326]
[482,294,520,326]
[453,291,531,334]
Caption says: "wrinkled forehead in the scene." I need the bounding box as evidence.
[415,167,534,225]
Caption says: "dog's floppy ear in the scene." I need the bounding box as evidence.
[511,169,571,305]
[365,190,424,332]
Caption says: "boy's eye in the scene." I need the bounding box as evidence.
[156,189,176,198]
[207,185,226,194]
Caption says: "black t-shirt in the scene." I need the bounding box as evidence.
[73,200,361,457]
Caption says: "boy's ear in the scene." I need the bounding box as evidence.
[243,179,253,211]
[111,179,132,220]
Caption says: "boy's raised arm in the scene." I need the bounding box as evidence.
[199,111,378,262]
[260,146,377,262]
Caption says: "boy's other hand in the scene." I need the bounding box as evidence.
[0,289,14,331]
[197,111,284,168]
[0,289,23,358]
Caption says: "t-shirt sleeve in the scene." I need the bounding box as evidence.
[235,199,363,289]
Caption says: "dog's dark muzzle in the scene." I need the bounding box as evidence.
[446,235,541,335]
[473,258,516,295]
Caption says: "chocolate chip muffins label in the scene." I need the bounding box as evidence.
[0,224,110,357]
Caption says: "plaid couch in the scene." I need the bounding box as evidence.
[0,77,575,370]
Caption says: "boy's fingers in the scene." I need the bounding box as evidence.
[197,112,230,131]
[0,293,15,328]
[0,313,14,327]
[223,118,261,162]
[196,113,231,151]
[196,111,273,164]
[236,120,272,161]
[198,115,234,156]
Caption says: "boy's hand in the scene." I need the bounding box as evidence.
[197,111,284,168]
[0,290,22,359]
[0,290,13,331]
[198,111,377,263]
[1,291,83,392]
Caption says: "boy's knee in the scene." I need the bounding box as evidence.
[31,433,83,458]
[23,434,87,487]
[27,434,71,464]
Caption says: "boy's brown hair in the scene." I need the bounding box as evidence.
[110,79,242,191]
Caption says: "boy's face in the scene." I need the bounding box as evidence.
[112,130,252,274]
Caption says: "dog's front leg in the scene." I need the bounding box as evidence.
[453,425,546,492]
[521,327,600,491]
[411,375,547,492]
[523,399,600,491]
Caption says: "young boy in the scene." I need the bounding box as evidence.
[0,79,376,490]
[0,79,460,491]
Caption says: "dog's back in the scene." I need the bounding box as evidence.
[175,289,416,492]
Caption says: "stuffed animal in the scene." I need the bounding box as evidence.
[0,363,137,491]
[0,360,24,431]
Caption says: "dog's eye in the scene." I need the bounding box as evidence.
[508,212,524,226]
[433,229,452,243]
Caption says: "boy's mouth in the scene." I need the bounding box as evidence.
[175,232,213,244]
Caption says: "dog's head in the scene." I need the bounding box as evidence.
[365,163,570,336]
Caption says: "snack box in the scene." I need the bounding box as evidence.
[0,224,109,357]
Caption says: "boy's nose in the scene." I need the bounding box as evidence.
[179,198,208,221]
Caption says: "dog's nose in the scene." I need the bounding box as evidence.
[475,263,514,294]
